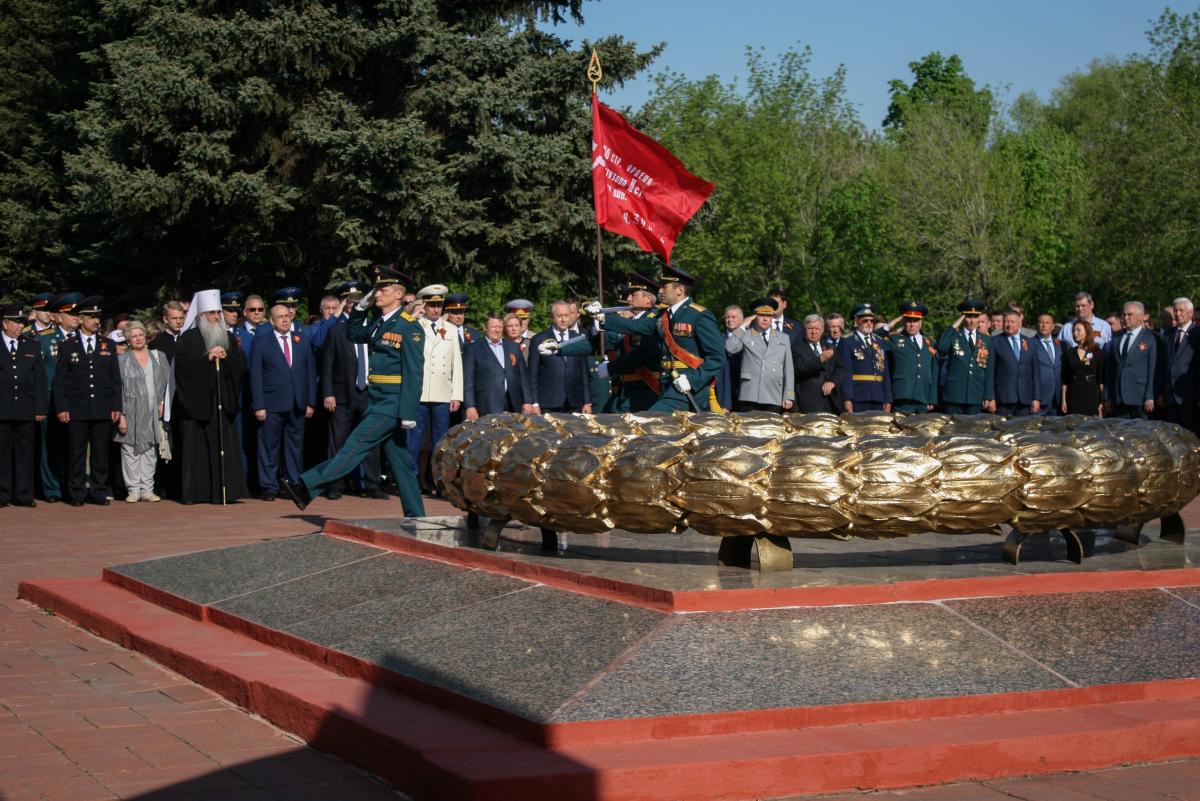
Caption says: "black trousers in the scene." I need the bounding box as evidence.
[996,403,1032,417]
[1163,403,1198,435]
[67,417,112,501]
[328,396,381,491]
[0,419,36,503]
[1113,404,1148,420]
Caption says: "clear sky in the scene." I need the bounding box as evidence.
[558,0,1192,127]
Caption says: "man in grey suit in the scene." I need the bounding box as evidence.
[725,297,794,413]
[1030,312,1061,416]
[1158,297,1199,434]
[1106,301,1158,419]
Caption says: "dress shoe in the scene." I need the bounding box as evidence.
[325,488,343,500]
[260,493,276,502]
[69,499,85,507]
[280,477,312,511]
[368,488,387,500]
[12,499,36,508]
[87,497,111,506]
[44,496,61,504]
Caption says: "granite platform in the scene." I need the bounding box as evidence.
[18,516,1200,801]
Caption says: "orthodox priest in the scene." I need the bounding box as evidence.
[174,289,248,504]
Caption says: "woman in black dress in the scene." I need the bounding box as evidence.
[1061,319,1106,416]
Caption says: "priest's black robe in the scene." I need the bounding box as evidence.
[174,329,248,504]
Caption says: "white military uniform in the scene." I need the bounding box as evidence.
[419,317,463,403]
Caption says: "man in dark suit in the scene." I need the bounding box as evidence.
[148,301,186,363]
[53,296,121,505]
[464,314,532,418]
[992,308,1041,416]
[1158,297,1198,433]
[320,309,384,498]
[528,301,592,414]
[1031,312,1062,416]
[250,303,316,500]
[1107,301,1158,419]
[1,304,48,507]
[767,288,803,348]
[793,314,841,413]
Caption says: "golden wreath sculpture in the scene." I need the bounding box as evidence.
[432,411,1200,570]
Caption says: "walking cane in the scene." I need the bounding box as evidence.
[214,357,227,505]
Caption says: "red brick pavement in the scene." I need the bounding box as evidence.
[2,494,1198,800]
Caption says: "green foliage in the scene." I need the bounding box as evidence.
[884,52,994,140]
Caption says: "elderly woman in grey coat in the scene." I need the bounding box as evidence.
[114,321,170,502]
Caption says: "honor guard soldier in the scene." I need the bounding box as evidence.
[1,303,48,507]
[271,286,306,333]
[53,296,122,505]
[282,264,426,517]
[885,302,938,413]
[839,303,892,413]
[583,265,725,412]
[938,299,996,414]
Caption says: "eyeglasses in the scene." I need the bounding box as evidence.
[245,307,265,312]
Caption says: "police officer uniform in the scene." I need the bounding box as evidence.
[1,304,48,507]
[283,265,426,517]
[885,302,939,414]
[52,296,122,505]
[599,265,725,412]
[838,303,892,412]
[938,299,995,414]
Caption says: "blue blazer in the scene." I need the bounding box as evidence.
[991,333,1041,406]
[1030,335,1062,409]
[1107,328,1158,405]
[528,328,591,409]
[1161,325,1200,406]
[463,338,531,415]
[249,329,316,413]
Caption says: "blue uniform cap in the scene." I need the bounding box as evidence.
[957,299,986,316]
[221,291,245,311]
[50,292,84,314]
[333,280,367,299]
[851,302,877,320]
[271,286,304,306]
[444,293,469,312]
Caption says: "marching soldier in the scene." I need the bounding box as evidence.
[885,301,938,413]
[839,303,892,413]
[282,264,426,517]
[53,296,122,505]
[938,299,996,414]
[582,265,724,412]
[1,303,48,507]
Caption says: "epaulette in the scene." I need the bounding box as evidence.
[645,309,661,319]
[690,303,706,312]
[37,327,55,336]
[400,311,416,322]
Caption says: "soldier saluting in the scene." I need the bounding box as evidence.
[581,265,724,412]
[839,303,892,413]
[938,299,996,414]
[884,301,938,414]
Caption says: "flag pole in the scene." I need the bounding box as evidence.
[589,50,606,355]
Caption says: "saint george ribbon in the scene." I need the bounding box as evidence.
[592,95,714,262]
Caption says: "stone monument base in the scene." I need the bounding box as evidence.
[18,516,1200,801]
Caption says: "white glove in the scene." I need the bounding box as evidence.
[400,419,416,429]
[673,374,692,394]
[356,288,377,311]
[596,362,609,380]
[584,301,603,316]
[538,339,560,356]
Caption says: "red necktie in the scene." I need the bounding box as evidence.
[282,335,291,366]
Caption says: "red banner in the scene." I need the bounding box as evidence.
[592,96,714,263]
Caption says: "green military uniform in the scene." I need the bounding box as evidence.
[599,266,725,412]
[885,302,938,414]
[33,292,79,501]
[938,299,995,414]
[294,266,426,517]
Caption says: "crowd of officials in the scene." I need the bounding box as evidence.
[2,264,1198,510]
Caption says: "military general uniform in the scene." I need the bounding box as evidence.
[599,266,725,412]
[885,302,939,414]
[938,299,995,414]
[285,265,426,517]
[1,304,48,507]
[52,296,121,505]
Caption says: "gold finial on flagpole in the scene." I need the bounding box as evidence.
[588,49,602,95]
